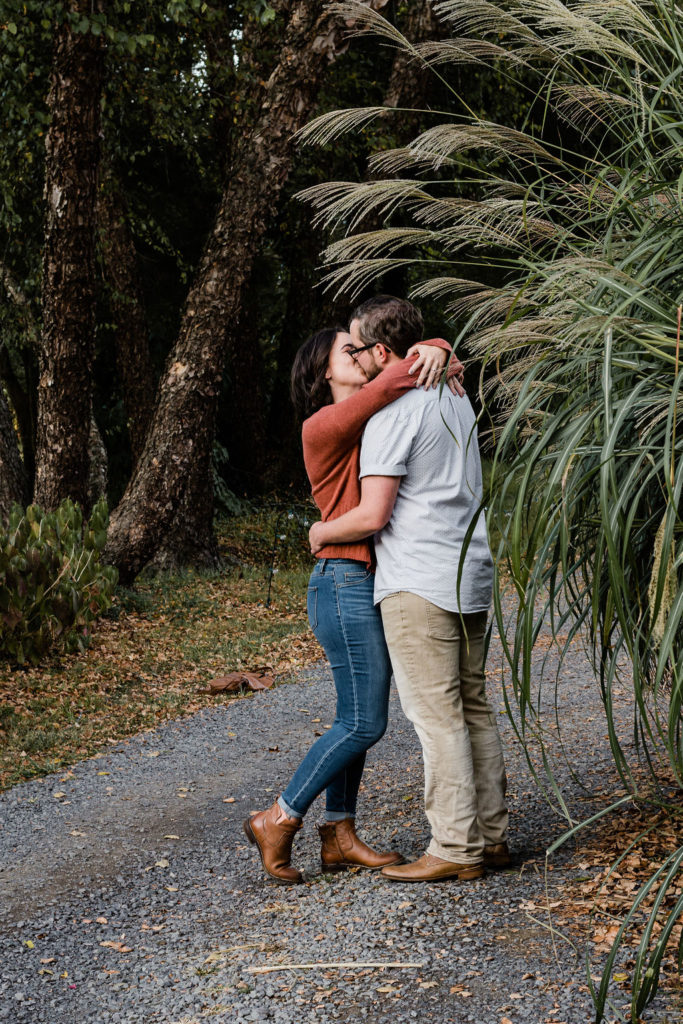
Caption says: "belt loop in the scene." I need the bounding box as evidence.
[320,558,328,575]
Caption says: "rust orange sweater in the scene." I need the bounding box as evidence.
[301,339,452,566]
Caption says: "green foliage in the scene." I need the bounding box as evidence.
[0,498,117,665]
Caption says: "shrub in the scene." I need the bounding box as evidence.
[0,498,118,665]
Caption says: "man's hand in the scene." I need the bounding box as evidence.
[309,521,327,555]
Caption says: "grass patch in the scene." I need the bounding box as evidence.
[0,506,321,791]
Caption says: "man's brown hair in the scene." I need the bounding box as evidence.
[350,295,423,358]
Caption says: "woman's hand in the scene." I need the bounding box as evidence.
[446,353,466,397]
[309,521,327,555]
[406,343,448,390]
[406,344,466,396]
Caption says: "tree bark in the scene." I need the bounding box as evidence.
[0,386,28,522]
[97,171,155,466]
[34,3,105,511]
[87,414,108,506]
[105,1,388,582]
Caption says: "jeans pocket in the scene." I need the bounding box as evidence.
[307,586,318,630]
[341,570,372,586]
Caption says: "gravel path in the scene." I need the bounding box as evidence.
[0,618,679,1024]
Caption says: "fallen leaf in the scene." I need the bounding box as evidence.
[96,917,108,925]
[99,941,132,953]
[166,886,179,892]
[24,940,34,949]
[199,671,274,694]
[163,835,180,840]
[223,797,236,803]
[53,791,66,799]
[155,859,169,868]
[69,830,86,837]
[40,958,55,964]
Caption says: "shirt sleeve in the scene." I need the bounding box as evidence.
[359,406,417,479]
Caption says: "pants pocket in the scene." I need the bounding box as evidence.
[425,601,457,640]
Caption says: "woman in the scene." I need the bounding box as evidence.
[243,327,457,884]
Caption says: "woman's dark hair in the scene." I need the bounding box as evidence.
[290,327,345,421]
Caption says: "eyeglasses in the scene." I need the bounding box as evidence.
[343,342,388,358]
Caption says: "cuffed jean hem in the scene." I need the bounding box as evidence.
[277,795,302,819]
[325,811,355,822]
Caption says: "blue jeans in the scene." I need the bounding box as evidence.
[280,559,392,818]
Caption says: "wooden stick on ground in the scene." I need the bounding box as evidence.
[247,961,424,975]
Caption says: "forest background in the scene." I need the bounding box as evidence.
[0,0,523,578]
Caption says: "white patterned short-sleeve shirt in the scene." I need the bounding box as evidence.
[359,386,494,613]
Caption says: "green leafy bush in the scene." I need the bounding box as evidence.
[0,498,118,665]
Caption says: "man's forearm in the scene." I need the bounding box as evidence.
[317,506,384,546]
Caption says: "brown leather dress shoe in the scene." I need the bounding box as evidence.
[381,852,484,882]
[318,819,404,872]
[483,842,511,869]
[243,800,303,885]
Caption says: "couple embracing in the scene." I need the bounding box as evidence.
[244,295,509,884]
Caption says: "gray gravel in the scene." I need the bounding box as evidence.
[1,617,680,1024]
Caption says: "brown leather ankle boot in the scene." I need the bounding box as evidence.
[318,819,404,872]
[243,800,303,884]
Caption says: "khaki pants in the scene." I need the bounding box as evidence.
[381,592,508,864]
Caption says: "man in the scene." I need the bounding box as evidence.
[309,295,509,881]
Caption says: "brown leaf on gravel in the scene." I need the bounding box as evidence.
[199,671,274,694]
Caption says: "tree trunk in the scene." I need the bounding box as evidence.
[106,1,388,582]
[34,3,105,511]
[0,386,28,522]
[97,171,155,466]
[147,11,263,572]
[87,415,108,506]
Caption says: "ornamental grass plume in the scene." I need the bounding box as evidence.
[299,1,683,1017]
